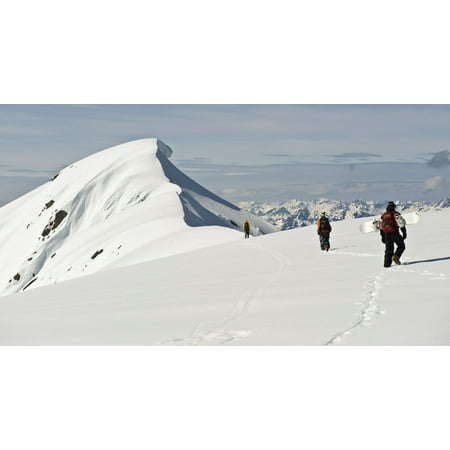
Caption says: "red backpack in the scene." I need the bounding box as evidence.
[381,211,398,233]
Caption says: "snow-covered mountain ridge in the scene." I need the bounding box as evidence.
[0,138,276,296]
[239,198,450,230]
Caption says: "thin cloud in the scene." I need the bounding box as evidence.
[182,168,219,172]
[223,172,257,176]
[423,176,446,192]
[0,165,56,178]
[328,152,382,160]
[0,124,57,137]
[177,157,211,163]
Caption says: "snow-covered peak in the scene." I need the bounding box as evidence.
[0,138,276,295]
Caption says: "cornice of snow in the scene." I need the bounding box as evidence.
[156,138,173,159]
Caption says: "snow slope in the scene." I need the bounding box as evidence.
[0,138,276,295]
[0,209,449,345]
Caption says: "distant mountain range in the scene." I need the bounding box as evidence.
[238,198,450,230]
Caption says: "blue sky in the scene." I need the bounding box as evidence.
[0,104,449,205]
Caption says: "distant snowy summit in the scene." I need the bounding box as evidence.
[240,197,450,230]
[0,138,277,295]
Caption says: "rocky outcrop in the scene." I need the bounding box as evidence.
[41,210,68,238]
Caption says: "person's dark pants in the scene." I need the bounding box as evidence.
[319,232,330,251]
[384,232,405,267]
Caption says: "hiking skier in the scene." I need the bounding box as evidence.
[380,201,407,267]
[317,212,332,251]
[243,219,250,239]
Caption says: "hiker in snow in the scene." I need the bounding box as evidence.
[317,212,332,251]
[243,219,250,239]
[380,201,407,267]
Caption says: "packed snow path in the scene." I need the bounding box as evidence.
[159,242,292,345]
[324,269,385,345]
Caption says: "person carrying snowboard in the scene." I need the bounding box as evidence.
[380,201,407,267]
[317,212,332,251]
[243,219,250,239]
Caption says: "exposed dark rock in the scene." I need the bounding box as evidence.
[13,273,20,281]
[230,220,238,227]
[50,173,60,181]
[39,200,56,217]
[41,210,68,237]
[91,249,104,260]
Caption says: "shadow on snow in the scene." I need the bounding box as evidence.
[405,256,450,265]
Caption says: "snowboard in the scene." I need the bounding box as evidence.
[359,211,420,234]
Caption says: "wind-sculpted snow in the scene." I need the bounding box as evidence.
[155,138,173,159]
[158,149,277,233]
[0,138,276,295]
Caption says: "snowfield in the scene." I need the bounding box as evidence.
[0,137,448,344]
